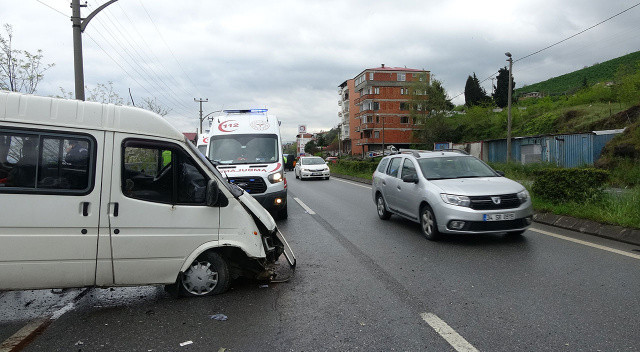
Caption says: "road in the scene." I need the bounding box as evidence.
[2,174,640,351]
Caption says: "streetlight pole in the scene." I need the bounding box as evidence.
[194,98,208,133]
[505,52,513,162]
[71,0,119,101]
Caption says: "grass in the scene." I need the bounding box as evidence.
[330,162,375,180]
[533,187,640,229]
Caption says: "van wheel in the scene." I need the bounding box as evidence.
[376,194,391,220]
[420,205,440,241]
[179,252,229,297]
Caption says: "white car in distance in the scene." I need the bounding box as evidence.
[295,156,330,180]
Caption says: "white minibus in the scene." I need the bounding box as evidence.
[0,92,295,296]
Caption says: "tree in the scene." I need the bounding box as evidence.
[140,97,171,117]
[0,24,54,93]
[303,140,318,155]
[409,75,456,149]
[464,73,490,107]
[493,67,516,108]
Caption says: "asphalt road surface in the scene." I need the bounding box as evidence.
[2,174,640,351]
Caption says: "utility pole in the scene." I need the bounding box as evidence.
[194,98,208,133]
[505,52,513,162]
[71,0,118,101]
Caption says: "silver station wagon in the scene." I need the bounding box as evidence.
[372,150,533,240]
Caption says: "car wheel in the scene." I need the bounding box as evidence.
[324,176,330,180]
[506,229,526,237]
[376,194,391,220]
[420,205,440,241]
[295,172,299,179]
[179,252,229,297]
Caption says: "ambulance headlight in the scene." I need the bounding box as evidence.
[268,171,284,183]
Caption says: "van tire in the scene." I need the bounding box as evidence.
[179,252,230,297]
[420,205,440,241]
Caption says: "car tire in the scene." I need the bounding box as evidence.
[178,252,230,297]
[506,229,526,237]
[376,194,391,220]
[325,176,330,180]
[295,172,299,179]
[420,205,440,241]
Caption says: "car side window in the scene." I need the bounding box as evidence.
[386,157,401,178]
[401,159,417,178]
[377,158,389,173]
[0,130,94,194]
[122,140,208,205]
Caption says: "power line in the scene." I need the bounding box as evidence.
[451,2,640,101]
[35,0,67,17]
[137,0,204,97]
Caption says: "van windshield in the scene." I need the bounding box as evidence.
[208,134,279,165]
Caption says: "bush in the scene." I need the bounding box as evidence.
[532,168,609,202]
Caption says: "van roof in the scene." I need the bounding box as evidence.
[0,91,184,141]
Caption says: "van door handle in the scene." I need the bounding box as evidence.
[113,203,119,217]
[82,202,90,216]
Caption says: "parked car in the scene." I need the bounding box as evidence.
[372,150,533,240]
[295,156,330,180]
[326,156,338,164]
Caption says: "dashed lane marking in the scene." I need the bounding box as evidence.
[293,197,316,215]
[332,177,372,189]
[529,227,640,260]
[421,313,479,352]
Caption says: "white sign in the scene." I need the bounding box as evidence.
[298,125,307,134]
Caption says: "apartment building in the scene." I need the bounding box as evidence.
[338,79,358,155]
[339,64,430,155]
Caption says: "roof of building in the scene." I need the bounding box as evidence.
[366,66,426,72]
[183,132,197,141]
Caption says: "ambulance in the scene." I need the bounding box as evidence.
[196,133,209,155]
[207,109,288,219]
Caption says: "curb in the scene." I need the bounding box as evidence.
[330,173,640,247]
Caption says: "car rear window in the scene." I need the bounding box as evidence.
[386,157,402,177]
[377,158,389,172]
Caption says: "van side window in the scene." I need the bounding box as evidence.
[122,140,208,205]
[386,157,401,178]
[0,130,94,193]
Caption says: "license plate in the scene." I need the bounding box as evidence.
[483,213,515,221]
[312,172,322,176]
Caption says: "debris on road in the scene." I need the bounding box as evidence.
[209,314,228,321]
[179,341,193,347]
[75,340,84,346]
[259,284,269,288]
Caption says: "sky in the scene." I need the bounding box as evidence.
[2,1,640,141]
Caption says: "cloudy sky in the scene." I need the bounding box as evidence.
[2,1,639,141]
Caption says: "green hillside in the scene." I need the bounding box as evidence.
[516,51,640,96]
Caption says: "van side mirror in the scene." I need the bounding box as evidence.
[206,179,219,206]
[402,174,419,183]
[496,170,505,177]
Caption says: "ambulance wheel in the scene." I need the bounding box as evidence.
[178,252,230,297]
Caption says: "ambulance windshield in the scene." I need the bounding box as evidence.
[208,134,279,165]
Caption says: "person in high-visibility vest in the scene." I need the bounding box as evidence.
[162,150,172,167]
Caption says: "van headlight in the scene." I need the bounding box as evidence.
[440,193,471,207]
[517,189,529,203]
[268,171,283,183]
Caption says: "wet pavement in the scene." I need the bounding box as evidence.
[2,174,640,351]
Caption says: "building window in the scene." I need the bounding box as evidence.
[374,131,380,138]
[376,116,380,123]
[397,73,406,81]
[369,72,374,80]
[374,87,380,94]
[373,102,379,111]
[400,102,408,111]
[401,116,409,124]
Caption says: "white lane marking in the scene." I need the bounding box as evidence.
[0,318,50,352]
[332,177,372,189]
[421,313,479,352]
[529,227,640,260]
[293,197,316,215]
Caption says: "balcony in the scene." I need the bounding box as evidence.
[338,100,343,106]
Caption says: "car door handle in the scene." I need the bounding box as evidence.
[82,202,90,216]
[382,181,386,185]
[397,186,401,190]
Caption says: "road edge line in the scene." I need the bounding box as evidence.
[293,197,316,214]
[529,227,640,260]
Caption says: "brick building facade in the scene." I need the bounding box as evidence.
[339,65,430,155]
